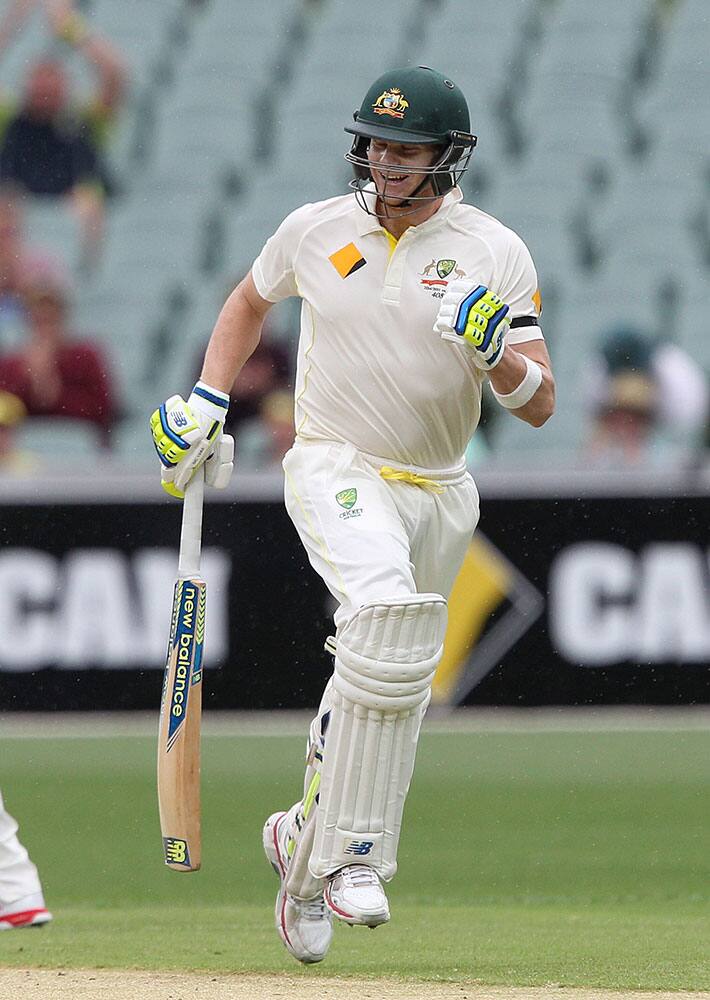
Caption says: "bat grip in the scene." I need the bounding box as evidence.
[178,465,204,579]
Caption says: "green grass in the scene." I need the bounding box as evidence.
[0,727,709,989]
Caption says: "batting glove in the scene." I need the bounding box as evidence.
[150,381,233,499]
[434,281,510,370]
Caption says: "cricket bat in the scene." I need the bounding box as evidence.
[157,466,206,872]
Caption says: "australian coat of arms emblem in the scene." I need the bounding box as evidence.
[372,88,409,119]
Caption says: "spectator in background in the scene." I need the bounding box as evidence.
[0,0,127,252]
[225,338,292,438]
[0,389,35,473]
[0,0,36,58]
[0,185,63,348]
[588,368,658,467]
[194,277,294,447]
[0,269,116,445]
[586,327,709,467]
[238,388,296,470]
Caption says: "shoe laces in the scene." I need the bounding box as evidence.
[294,894,328,921]
[340,864,380,888]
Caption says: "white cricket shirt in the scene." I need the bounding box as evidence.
[252,185,543,470]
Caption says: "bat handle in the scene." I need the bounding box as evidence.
[178,465,205,579]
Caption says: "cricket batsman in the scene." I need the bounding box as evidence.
[151,66,555,963]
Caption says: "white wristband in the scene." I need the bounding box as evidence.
[188,380,230,422]
[491,355,543,409]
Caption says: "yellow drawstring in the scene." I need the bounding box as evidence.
[379,466,445,494]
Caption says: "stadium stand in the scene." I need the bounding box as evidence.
[0,0,707,466]
[23,199,84,275]
[15,415,105,456]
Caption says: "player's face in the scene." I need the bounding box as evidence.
[367,139,439,207]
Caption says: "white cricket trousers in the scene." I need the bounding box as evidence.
[0,790,43,908]
[281,439,479,892]
[283,439,480,626]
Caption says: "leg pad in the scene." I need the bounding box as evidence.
[309,595,447,880]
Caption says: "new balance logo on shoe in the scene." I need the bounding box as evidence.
[344,840,374,856]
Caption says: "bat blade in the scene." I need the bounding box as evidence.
[157,576,206,872]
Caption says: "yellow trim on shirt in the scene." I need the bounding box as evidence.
[383,229,398,258]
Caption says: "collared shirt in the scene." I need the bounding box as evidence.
[252,185,543,470]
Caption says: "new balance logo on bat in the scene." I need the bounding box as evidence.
[344,840,374,856]
[163,837,190,866]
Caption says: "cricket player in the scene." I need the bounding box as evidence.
[0,791,51,929]
[151,66,554,964]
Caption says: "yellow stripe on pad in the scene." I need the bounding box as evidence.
[432,538,512,704]
[302,772,321,821]
[287,772,321,859]
[329,242,366,278]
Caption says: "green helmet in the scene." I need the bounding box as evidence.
[344,65,477,202]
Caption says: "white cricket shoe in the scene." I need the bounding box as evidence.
[324,864,390,927]
[262,811,332,964]
[0,892,52,930]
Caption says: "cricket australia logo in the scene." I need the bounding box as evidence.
[419,258,467,299]
[372,87,409,119]
[336,488,364,520]
[336,488,357,509]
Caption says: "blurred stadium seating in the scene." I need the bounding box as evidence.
[3,0,708,465]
